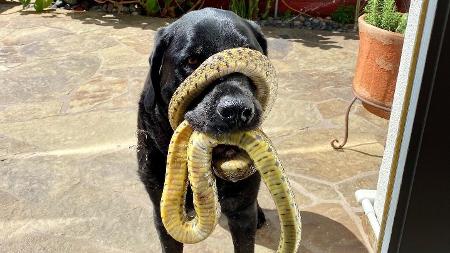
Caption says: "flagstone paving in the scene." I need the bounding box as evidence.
[1,4,387,253]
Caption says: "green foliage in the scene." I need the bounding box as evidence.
[247,0,259,20]
[229,0,261,20]
[364,0,408,34]
[141,0,203,17]
[230,0,247,18]
[331,5,355,24]
[145,0,160,15]
[33,0,52,12]
[281,10,292,21]
[396,13,408,33]
[380,0,400,31]
[20,0,51,12]
[365,0,381,27]
[19,0,31,9]
[261,0,272,20]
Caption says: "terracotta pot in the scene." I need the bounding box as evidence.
[353,15,404,119]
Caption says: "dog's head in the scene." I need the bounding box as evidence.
[142,8,268,134]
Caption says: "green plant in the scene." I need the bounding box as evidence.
[281,9,292,21]
[144,0,160,15]
[247,0,259,20]
[261,0,272,20]
[396,13,408,33]
[141,0,204,17]
[19,0,52,12]
[230,0,247,18]
[365,0,408,33]
[331,5,355,24]
[229,0,260,19]
[19,0,31,8]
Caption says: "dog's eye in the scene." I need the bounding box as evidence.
[187,57,199,66]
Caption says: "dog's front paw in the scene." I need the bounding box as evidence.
[257,205,266,229]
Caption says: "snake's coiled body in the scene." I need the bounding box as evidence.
[160,48,302,252]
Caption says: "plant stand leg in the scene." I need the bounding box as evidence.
[331,97,357,150]
[354,0,362,31]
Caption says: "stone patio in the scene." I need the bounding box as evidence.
[0,3,388,253]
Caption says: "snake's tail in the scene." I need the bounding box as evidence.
[250,135,302,253]
[160,121,220,244]
[217,130,302,253]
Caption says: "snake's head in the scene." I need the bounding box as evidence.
[184,73,263,135]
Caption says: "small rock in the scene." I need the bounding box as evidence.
[121,6,129,13]
[320,21,326,27]
[132,11,139,16]
[268,16,274,21]
[345,24,354,30]
[312,18,320,24]
[64,0,78,5]
[298,15,305,22]
[89,5,100,11]
[304,20,311,27]
[325,16,332,20]
[52,0,64,8]
[274,20,282,26]
[293,20,302,27]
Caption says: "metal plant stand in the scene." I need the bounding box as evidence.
[331,93,391,150]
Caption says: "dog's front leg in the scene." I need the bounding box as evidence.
[148,188,184,253]
[137,145,183,252]
[223,200,258,253]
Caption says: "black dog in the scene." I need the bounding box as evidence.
[137,8,268,253]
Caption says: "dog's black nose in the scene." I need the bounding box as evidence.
[217,96,254,126]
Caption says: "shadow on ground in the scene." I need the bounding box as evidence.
[218,208,367,252]
[263,27,358,50]
[64,11,171,30]
[19,9,170,31]
[0,1,21,14]
[9,6,359,50]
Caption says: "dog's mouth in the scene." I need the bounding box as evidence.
[211,144,256,182]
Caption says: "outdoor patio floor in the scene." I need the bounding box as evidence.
[1,4,388,253]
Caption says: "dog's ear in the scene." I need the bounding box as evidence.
[143,28,169,113]
[246,20,268,55]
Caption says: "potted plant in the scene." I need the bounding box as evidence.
[353,0,408,119]
[332,0,408,149]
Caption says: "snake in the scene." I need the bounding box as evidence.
[160,48,302,252]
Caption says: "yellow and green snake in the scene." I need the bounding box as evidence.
[160,48,302,253]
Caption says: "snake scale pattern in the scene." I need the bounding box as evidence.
[160,48,302,252]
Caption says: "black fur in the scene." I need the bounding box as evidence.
[137,8,268,253]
